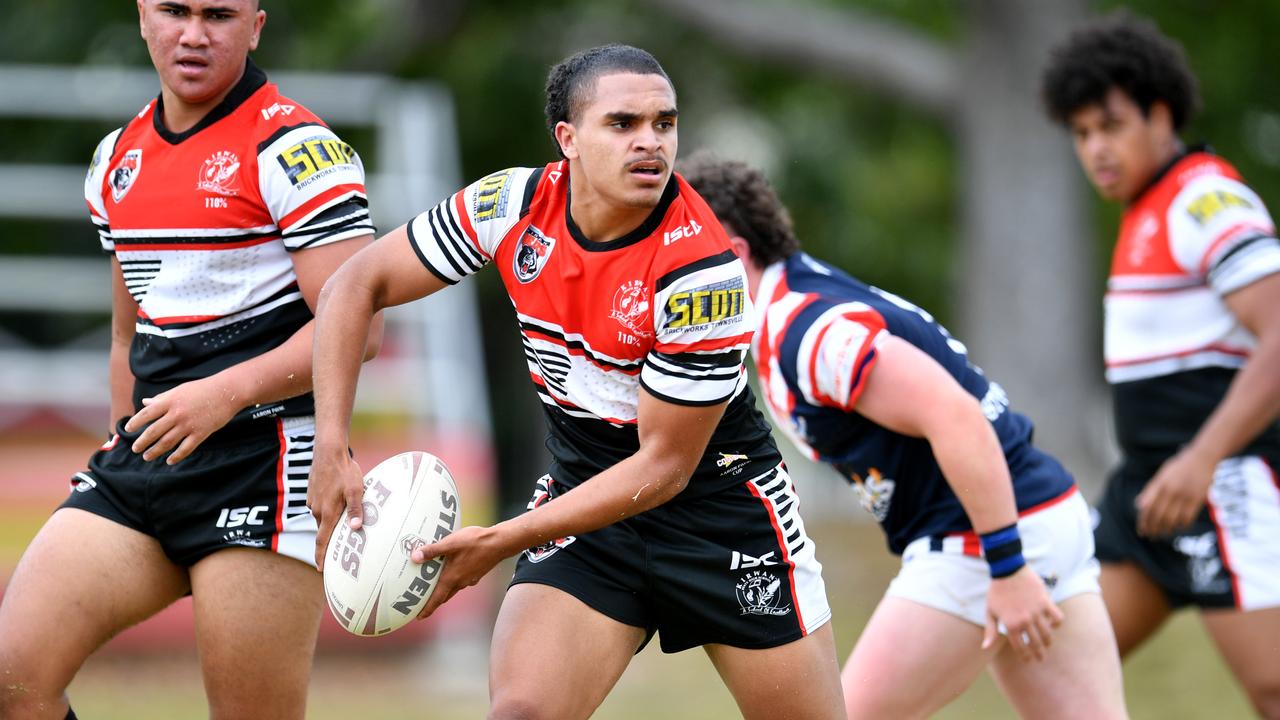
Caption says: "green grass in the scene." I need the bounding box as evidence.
[55,521,1254,719]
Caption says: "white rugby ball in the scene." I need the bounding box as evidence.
[323,451,461,637]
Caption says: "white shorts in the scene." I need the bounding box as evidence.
[885,487,1100,627]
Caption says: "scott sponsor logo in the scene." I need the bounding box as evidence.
[391,489,459,615]
[664,278,745,330]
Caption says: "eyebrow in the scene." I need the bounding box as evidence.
[156,1,241,14]
[603,109,680,123]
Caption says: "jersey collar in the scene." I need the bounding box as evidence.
[564,174,680,252]
[1128,142,1212,207]
[152,57,267,146]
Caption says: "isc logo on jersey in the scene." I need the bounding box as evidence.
[277,136,356,189]
[664,277,745,330]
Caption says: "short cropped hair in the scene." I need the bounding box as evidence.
[680,152,799,267]
[544,44,673,158]
[1041,12,1200,131]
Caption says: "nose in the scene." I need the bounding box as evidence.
[1078,130,1107,164]
[632,124,660,153]
[179,16,210,47]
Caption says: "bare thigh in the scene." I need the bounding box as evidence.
[487,583,647,720]
[839,596,996,720]
[1099,561,1171,657]
[1201,606,1280,719]
[0,509,190,719]
[189,548,323,720]
[989,593,1129,720]
[705,621,844,720]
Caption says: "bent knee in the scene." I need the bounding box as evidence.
[489,695,571,720]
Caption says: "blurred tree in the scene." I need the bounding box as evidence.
[4,0,1280,504]
[649,0,1100,478]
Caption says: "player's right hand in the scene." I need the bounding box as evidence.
[982,566,1063,662]
[308,443,365,571]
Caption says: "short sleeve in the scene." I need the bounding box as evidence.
[406,167,538,285]
[643,249,754,406]
[256,123,374,250]
[85,128,122,253]
[1168,174,1280,295]
[790,305,887,411]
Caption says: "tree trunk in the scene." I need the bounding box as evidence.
[956,0,1106,482]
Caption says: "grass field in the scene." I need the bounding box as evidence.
[58,520,1254,719]
[3,431,1257,718]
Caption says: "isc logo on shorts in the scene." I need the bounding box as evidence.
[216,505,269,528]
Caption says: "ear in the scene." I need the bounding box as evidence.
[137,0,147,38]
[728,234,753,264]
[1148,100,1175,135]
[248,9,266,51]
[554,120,579,160]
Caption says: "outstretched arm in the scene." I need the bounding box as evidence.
[410,388,729,617]
[853,335,1062,661]
[1137,272,1280,536]
[309,224,452,569]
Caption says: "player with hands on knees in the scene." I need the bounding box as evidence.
[682,153,1128,720]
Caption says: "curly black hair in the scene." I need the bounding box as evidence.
[1041,11,1200,130]
[544,44,673,159]
[679,151,799,267]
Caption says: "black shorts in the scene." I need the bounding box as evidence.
[510,464,832,654]
[1095,453,1280,610]
[60,415,317,567]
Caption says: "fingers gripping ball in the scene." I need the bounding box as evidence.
[323,451,461,636]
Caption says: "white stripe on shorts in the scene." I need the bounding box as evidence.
[1206,456,1280,610]
[746,465,832,636]
[274,416,318,567]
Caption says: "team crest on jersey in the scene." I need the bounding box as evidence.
[197,150,241,196]
[735,570,792,617]
[610,280,652,338]
[849,467,895,522]
[524,535,577,563]
[110,149,143,203]
[514,225,556,283]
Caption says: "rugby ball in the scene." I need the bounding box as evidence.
[323,451,461,636]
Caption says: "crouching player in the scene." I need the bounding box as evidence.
[682,154,1128,719]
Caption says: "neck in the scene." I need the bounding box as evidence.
[567,164,652,242]
[158,60,246,134]
[744,258,765,302]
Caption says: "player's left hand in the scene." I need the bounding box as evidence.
[1136,448,1216,537]
[411,525,509,619]
[983,566,1063,662]
[123,376,240,464]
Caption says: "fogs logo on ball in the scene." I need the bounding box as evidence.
[514,225,556,283]
[110,149,143,203]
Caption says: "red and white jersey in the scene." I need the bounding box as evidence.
[1106,150,1280,456]
[1106,151,1280,383]
[84,60,373,421]
[408,162,781,496]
